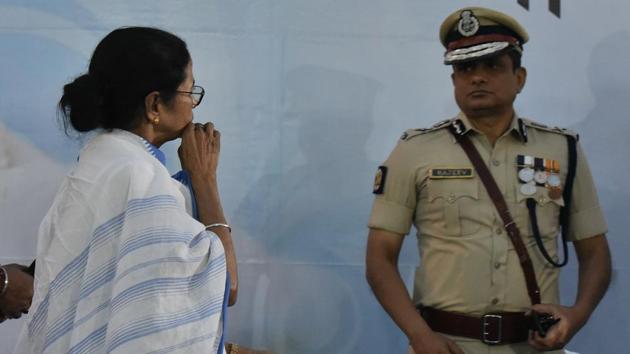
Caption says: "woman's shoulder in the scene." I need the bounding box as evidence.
[81,130,151,160]
[75,131,176,196]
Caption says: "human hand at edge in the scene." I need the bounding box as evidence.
[0,264,34,320]
[409,329,466,354]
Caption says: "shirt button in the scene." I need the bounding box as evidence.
[447,194,456,204]
[496,228,503,235]
[491,298,499,305]
[492,159,501,166]
[494,262,501,269]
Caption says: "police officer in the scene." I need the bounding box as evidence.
[366,7,611,354]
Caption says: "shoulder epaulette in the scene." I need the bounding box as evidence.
[521,118,579,140]
[399,119,453,141]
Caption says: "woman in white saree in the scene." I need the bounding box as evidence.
[15,27,238,354]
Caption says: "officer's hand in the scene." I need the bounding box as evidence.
[409,330,465,354]
[0,264,34,320]
[528,303,586,351]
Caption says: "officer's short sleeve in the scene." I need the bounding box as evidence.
[368,140,419,235]
[568,142,607,241]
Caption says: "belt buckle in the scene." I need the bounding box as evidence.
[482,314,503,345]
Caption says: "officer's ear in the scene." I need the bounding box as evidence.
[516,67,527,93]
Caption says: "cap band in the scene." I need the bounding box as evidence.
[447,34,520,51]
[444,41,520,65]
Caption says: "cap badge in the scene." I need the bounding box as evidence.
[457,10,480,37]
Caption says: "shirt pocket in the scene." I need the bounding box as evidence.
[515,185,564,238]
[426,178,480,236]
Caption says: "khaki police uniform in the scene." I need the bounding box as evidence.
[368,113,607,354]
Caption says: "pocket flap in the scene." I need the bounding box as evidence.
[428,178,479,203]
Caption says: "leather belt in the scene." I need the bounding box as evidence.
[418,306,532,345]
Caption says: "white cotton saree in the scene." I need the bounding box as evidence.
[15,129,228,354]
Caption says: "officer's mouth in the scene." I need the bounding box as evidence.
[469,90,492,97]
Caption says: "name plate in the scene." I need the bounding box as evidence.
[429,167,474,179]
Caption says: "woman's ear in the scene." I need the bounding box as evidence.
[144,91,161,125]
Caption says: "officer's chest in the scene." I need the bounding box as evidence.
[415,130,569,236]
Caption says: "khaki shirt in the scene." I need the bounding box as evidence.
[369,113,607,353]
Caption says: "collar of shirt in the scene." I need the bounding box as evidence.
[139,137,166,166]
[455,111,527,143]
[106,129,167,166]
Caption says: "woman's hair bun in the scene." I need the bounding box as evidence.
[58,27,190,135]
[58,73,106,133]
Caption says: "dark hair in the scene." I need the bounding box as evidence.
[59,27,190,133]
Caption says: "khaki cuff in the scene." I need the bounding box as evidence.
[568,205,608,241]
[368,198,414,235]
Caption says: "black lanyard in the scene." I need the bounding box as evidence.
[526,134,577,268]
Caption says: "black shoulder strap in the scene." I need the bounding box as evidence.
[526,199,568,267]
[561,135,578,240]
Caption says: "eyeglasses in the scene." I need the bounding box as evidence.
[175,85,205,108]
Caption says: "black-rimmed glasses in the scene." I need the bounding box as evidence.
[175,85,205,108]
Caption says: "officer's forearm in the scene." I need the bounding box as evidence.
[572,234,611,324]
[366,255,431,341]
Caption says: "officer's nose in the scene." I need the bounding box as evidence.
[471,72,487,85]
